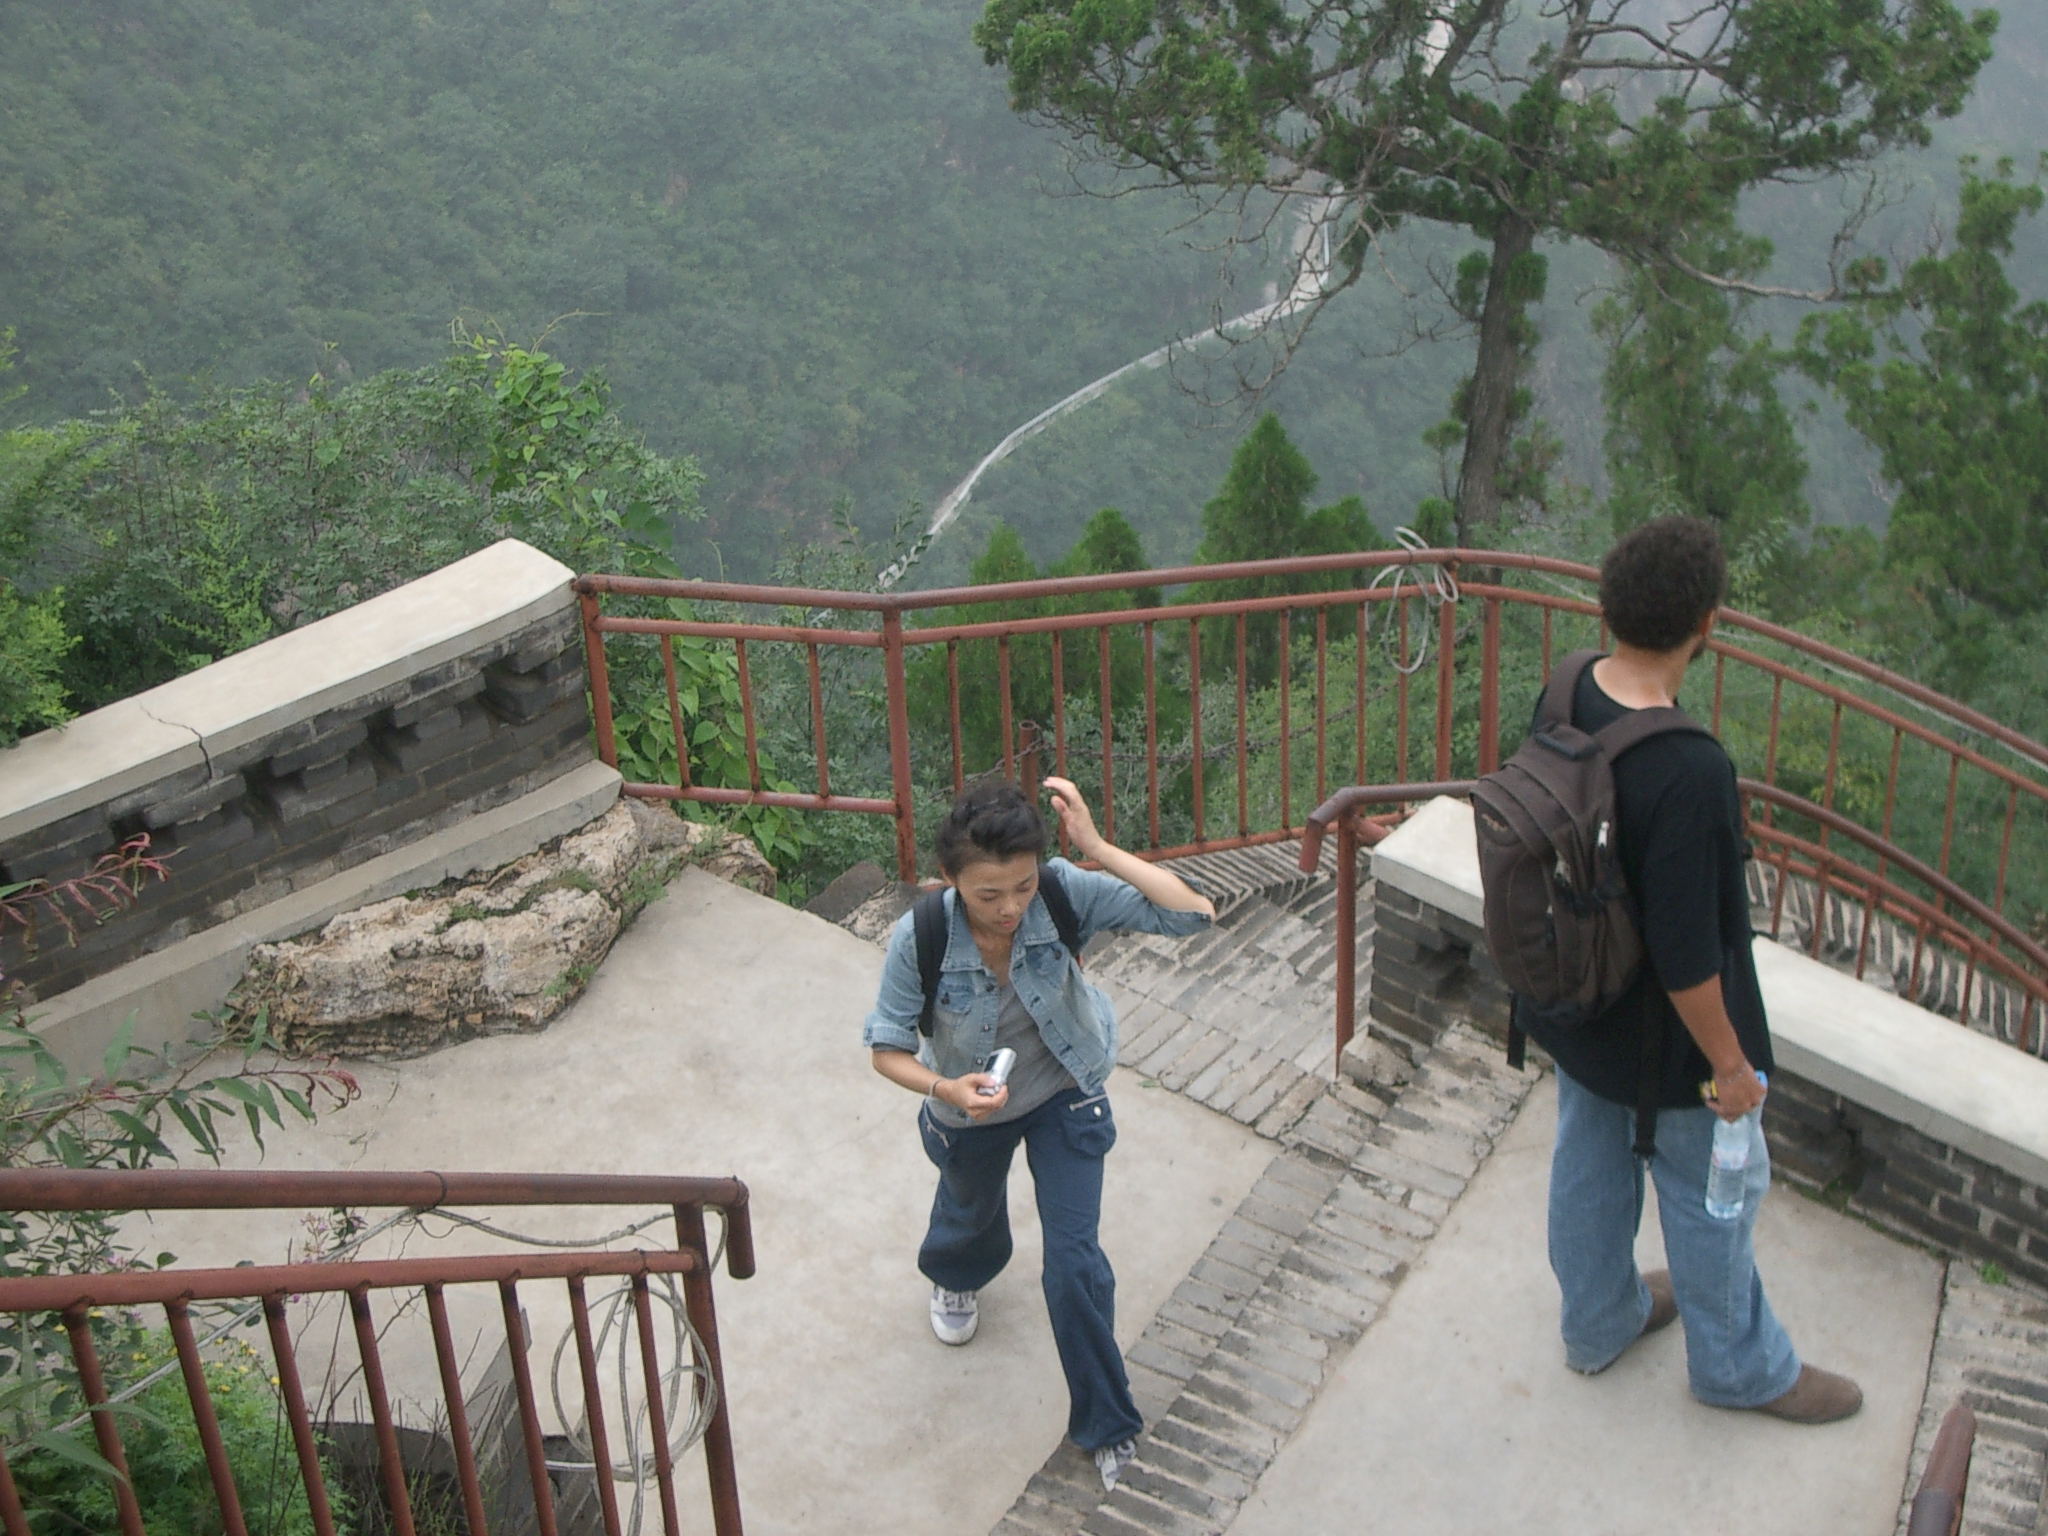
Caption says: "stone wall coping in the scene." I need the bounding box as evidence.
[25,760,623,1075]
[1752,942,2048,1189]
[1371,795,2048,1191]
[0,540,575,844]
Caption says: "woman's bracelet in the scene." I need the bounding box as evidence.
[926,1078,943,1103]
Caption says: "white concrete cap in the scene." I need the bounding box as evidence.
[1370,793,1485,926]
[1758,938,2048,1189]
[0,540,575,844]
[1368,796,2048,1192]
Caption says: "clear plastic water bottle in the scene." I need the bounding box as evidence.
[1704,1072,1766,1220]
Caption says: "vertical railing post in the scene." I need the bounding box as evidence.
[1020,720,1043,805]
[675,1205,746,1536]
[566,1276,628,1536]
[883,610,917,883]
[354,1287,423,1536]
[1333,812,1359,1072]
[581,589,618,769]
[264,1295,341,1536]
[0,1448,28,1536]
[166,1299,252,1536]
[1479,598,1501,775]
[1435,588,1456,782]
[64,1308,146,1536]
[496,1283,557,1536]
[425,1285,492,1536]
[630,1277,686,1536]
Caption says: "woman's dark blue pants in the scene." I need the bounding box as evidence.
[917,1087,1142,1452]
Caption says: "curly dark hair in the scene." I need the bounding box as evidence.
[933,778,1047,876]
[1599,517,1728,652]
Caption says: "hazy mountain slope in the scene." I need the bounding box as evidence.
[0,1,2041,582]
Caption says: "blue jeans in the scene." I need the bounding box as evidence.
[918,1087,1142,1451]
[1548,1068,1802,1408]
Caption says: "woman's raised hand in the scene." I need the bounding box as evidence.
[1043,776,1103,858]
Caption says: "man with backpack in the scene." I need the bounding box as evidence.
[1491,517,1861,1423]
[863,775,1216,1489]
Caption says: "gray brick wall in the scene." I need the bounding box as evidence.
[1766,1071,2048,1292]
[2,607,593,1003]
[1366,883,1512,1061]
[1368,884,2048,1291]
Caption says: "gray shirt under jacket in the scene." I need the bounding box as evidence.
[925,985,1077,1129]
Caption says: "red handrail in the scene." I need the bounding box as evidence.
[575,547,2048,1060]
[1906,1401,1976,1536]
[0,1168,754,1536]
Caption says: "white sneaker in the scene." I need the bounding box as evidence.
[1094,1438,1137,1492]
[929,1285,978,1345]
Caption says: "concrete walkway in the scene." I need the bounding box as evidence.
[134,852,1964,1535]
[137,868,1274,1536]
[1225,1072,1944,1536]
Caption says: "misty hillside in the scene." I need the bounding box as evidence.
[1,0,2042,583]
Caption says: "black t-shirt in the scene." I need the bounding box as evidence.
[1513,666,1774,1108]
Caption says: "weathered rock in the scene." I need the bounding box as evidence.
[843,881,920,946]
[1340,1032,1415,1094]
[235,799,774,1057]
[694,832,777,897]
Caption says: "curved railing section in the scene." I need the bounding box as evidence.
[0,1169,753,1536]
[574,547,2048,1055]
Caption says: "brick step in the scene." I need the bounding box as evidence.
[1897,1264,2048,1536]
[989,1024,1539,1536]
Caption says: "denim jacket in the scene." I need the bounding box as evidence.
[862,858,1213,1094]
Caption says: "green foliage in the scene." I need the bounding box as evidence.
[0,581,72,747]
[0,0,1331,578]
[0,847,358,1508]
[908,508,1163,782]
[603,609,814,871]
[1598,224,1811,557]
[1,332,703,713]
[1189,415,1383,686]
[975,0,1996,535]
[8,1325,345,1536]
[0,1006,356,1301]
[0,322,818,873]
[1797,159,2048,626]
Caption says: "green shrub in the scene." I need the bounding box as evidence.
[9,1323,350,1536]
[0,329,704,715]
[0,579,72,746]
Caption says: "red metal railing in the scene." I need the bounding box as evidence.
[1295,777,2048,1067]
[0,1170,753,1536]
[575,548,2048,1055]
[1906,1401,1976,1536]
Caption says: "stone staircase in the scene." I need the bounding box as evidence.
[993,1021,1532,1536]
[1080,841,1366,1142]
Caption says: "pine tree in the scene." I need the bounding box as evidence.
[1191,415,1381,687]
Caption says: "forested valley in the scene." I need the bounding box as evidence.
[1,0,2045,910]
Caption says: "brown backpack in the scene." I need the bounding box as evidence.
[1473,651,1711,1039]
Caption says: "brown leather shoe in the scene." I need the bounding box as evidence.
[1642,1269,1678,1336]
[1755,1364,1863,1424]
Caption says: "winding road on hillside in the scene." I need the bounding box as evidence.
[877,196,1341,588]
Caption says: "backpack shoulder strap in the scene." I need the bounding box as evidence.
[1037,864,1085,969]
[913,888,948,1038]
[1536,650,1604,729]
[1593,704,1713,761]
